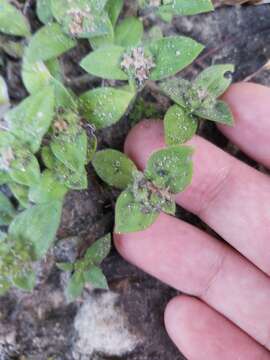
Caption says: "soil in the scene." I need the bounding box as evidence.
[0,2,270,359]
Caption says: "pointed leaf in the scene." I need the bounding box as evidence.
[84,234,111,265]
[164,105,197,145]
[158,0,214,16]
[84,266,108,289]
[0,0,30,37]
[148,36,204,81]
[79,87,134,128]
[93,149,136,189]
[13,270,36,291]
[66,271,84,301]
[9,201,62,258]
[194,64,235,98]
[8,182,29,208]
[5,86,55,153]
[145,146,194,193]
[195,100,234,125]
[106,0,123,26]
[25,23,76,63]
[36,0,54,24]
[56,262,74,271]
[29,170,68,204]
[0,75,9,117]
[80,45,128,80]
[160,77,192,108]
[115,190,158,233]
[115,17,143,47]
[0,191,16,226]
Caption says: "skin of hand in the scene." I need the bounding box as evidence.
[113,82,270,360]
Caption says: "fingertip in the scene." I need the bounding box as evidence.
[124,119,165,170]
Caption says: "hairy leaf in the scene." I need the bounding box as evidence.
[79,87,134,128]
[195,100,234,125]
[93,150,137,189]
[84,234,111,265]
[115,190,158,233]
[164,105,197,145]
[158,0,214,17]
[115,17,143,47]
[80,45,127,80]
[148,36,204,81]
[84,266,108,289]
[0,0,30,37]
[145,146,194,193]
[9,202,62,259]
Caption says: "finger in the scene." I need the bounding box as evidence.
[165,295,270,360]
[124,120,270,275]
[114,213,270,349]
[219,82,270,168]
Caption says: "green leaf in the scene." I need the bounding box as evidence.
[25,23,76,63]
[194,64,235,98]
[148,36,204,81]
[56,262,74,271]
[106,0,123,26]
[0,75,9,116]
[0,171,10,185]
[164,105,197,145]
[0,191,16,226]
[84,266,108,289]
[66,271,84,301]
[29,170,68,204]
[36,0,54,24]
[8,149,40,187]
[5,86,55,153]
[54,161,88,190]
[145,146,194,194]
[80,45,128,80]
[79,87,134,128]
[13,270,36,291]
[92,150,137,190]
[8,182,29,208]
[114,17,143,47]
[158,0,214,17]
[50,122,88,173]
[9,201,62,258]
[0,0,30,37]
[22,58,53,94]
[195,100,234,125]
[89,21,114,50]
[115,190,158,233]
[160,77,192,108]
[84,234,111,266]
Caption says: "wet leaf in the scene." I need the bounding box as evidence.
[194,64,235,98]
[145,146,194,193]
[93,150,137,190]
[9,201,62,258]
[158,0,214,17]
[115,190,158,233]
[195,100,234,125]
[84,266,108,289]
[29,170,68,204]
[8,149,40,187]
[148,36,204,81]
[36,0,54,24]
[164,105,197,145]
[106,0,123,26]
[84,234,111,265]
[160,77,192,108]
[115,17,143,47]
[50,123,88,173]
[54,161,88,190]
[22,58,53,94]
[5,86,55,153]
[0,0,30,37]
[80,45,128,80]
[8,182,29,208]
[25,23,76,63]
[79,87,134,128]
[0,191,16,226]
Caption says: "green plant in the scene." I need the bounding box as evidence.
[0,0,234,297]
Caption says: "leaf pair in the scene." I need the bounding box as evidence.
[93,146,193,233]
[81,35,204,85]
[161,64,235,146]
[57,234,111,300]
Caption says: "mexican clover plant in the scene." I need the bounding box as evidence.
[0,0,234,298]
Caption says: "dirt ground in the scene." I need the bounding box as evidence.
[0,2,270,359]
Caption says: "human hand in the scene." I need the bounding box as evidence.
[114,82,270,359]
